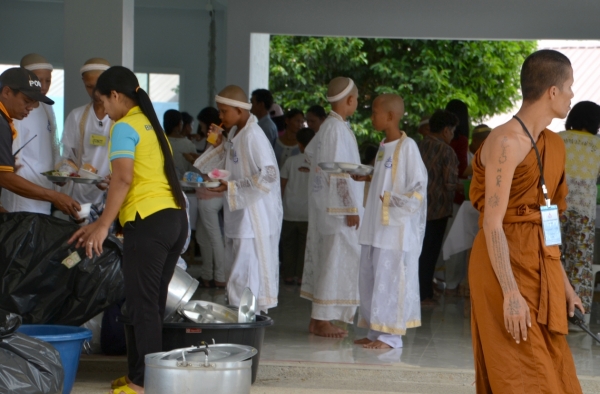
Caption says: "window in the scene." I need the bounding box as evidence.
[135,72,180,129]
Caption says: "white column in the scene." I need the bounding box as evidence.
[248,33,271,94]
[63,0,134,117]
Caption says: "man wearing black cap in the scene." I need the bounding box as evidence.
[0,67,80,216]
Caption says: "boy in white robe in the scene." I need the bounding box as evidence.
[1,53,59,214]
[301,77,364,338]
[61,58,111,208]
[353,94,427,349]
[194,85,282,313]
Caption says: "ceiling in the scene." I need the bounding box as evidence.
[17,0,228,10]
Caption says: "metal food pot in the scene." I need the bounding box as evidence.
[144,343,257,394]
[164,266,199,321]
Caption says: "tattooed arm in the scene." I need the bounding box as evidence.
[480,130,531,344]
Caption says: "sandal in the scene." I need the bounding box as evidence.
[111,376,128,390]
[110,384,139,394]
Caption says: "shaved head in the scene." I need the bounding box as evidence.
[373,94,404,118]
[218,85,248,104]
[327,77,357,99]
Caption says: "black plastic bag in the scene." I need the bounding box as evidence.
[0,308,21,339]
[0,332,64,394]
[0,212,124,326]
[101,299,127,355]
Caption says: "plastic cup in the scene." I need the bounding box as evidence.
[207,124,223,145]
[77,203,92,219]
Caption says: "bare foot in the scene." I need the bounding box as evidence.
[309,319,348,338]
[354,338,372,345]
[363,340,392,349]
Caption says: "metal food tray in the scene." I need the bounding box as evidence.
[317,162,374,175]
[41,171,70,183]
[72,176,104,184]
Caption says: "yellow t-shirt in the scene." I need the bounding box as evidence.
[109,106,179,225]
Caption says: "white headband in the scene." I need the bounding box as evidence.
[215,95,252,110]
[327,78,355,103]
[80,64,110,74]
[24,63,53,71]
[418,119,429,127]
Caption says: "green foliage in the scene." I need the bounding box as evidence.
[269,36,536,144]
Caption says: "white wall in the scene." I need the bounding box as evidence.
[0,0,227,122]
[225,0,600,91]
[134,6,227,117]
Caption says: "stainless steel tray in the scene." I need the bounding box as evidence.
[178,300,238,324]
[41,171,70,183]
[72,177,104,184]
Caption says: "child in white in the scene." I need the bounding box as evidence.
[280,128,315,284]
[354,94,427,349]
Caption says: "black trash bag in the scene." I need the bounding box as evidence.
[0,332,64,394]
[0,212,124,326]
[101,299,127,355]
[0,308,22,339]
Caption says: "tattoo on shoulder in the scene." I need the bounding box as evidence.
[489,193,499,208]
[499,137,508,164]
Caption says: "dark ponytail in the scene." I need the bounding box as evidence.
[95,66,186,208]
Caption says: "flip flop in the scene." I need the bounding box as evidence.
[110,384,138,394]
[111,376,128,390]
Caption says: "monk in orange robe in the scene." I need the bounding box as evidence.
[469,49,584,393]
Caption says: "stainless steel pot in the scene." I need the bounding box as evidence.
[144,343,257,394]
[164,266,199,321]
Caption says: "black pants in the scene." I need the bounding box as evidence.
[280,220,308,279]
[123,208,188,386]
[418,217,449,300]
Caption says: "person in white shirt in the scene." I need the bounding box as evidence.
[352,94,427,349]
[61,58,111,208]
[274,108,304,168]
[194,85,282,313]
[301,77,364,338]
[280,127,315,285]
[1,53,59,214]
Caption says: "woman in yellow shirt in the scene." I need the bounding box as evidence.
[69,66,187,394]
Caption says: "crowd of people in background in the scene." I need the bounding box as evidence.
[0,48,594,394]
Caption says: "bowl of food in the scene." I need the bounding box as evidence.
[208,169,231,181]
[351,166,373,176]
[203,181,221,188]
[318,162,338,171]
[337,162,360,171]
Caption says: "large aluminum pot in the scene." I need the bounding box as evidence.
[164,266,199,321]
[144,344,257,394]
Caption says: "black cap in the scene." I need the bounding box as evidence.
[0,68,54,105]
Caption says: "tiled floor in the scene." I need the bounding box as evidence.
[186,266,600,377]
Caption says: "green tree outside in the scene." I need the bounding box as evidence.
[269,36,536,144]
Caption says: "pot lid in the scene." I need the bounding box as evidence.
[146,343,257,367]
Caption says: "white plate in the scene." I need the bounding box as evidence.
[202,181,221,188]
[337,162,360,170]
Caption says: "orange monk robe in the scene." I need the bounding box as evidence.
[469,129,582,394]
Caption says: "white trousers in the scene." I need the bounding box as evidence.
[311,304,357,324]
[225,235,278,313]
[196,197,225,282]
[359,246,421,349]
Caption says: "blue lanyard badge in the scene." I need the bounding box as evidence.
[540,205,561,246]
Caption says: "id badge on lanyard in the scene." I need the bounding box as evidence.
[541,205,561,246]
[513,115,561,247]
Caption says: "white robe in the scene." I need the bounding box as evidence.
[1,104,57,214]
[194,115,282,313]
[358,135,427,340]
[300,112,364,322]
[61,103,111,206]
